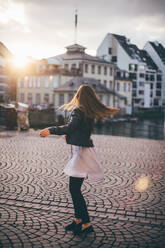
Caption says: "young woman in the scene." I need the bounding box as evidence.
[40,84,119,235]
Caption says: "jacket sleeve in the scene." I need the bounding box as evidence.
[48,108,82,135]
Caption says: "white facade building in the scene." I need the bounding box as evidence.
[144,41,165,106]
[49,44,115,90]
[0,42,12,102]
[97,34,162,110]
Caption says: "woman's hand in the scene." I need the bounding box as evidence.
[40,128,50,138]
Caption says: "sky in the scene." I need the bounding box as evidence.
[0,0,165,59]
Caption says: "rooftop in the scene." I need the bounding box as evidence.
[54,76,126,99]
[149,41,165,64]
[49,43,113,65]
[112,34,144,62]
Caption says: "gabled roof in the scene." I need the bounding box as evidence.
[54,76,126,99]
[149,41,165,64]
[112,34,144,62]
[140,50,158,70]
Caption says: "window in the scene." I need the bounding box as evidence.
[139,73,145,78]
[104,80,107,87]
[110,81,113,90]
[45,77,49,88]
[27,93,32,104]
[129,64,138,71]
[156,83,161,89]
[112,56,117,62]
[132,81,137,88]
[36,93,41,105]
[139,82,144,86]
[29,78,32,88]
[128,83,131,92]
[129,73,137,79]
[71,64,76,69]
[157,74,162,81]
[156,90,161,97]
[139,90,144,95]
[24,76,28,87]
[150,74,154,81]
[133,90,137,97]
[104,66,107,75]
[44,93,49,103]
[98,66,101,74]
[108,48,112,54]
[37,77,40,88]
[85,64,88,73]
[68,93,73,102]
[139,64,145,70]
[20,93,24,102]
[33,77,36,88]
[145,74,149,81]
[117,82,120,91]
[59,94,64,105]
[49,65,53,71]
[17,79,21,88]
[53,76,58,88]
[124,82,126,92]
[64,64,69,69]
[154,99,159,106]
[91,65,95,74]
[150,83,153,89]
[110,67,113,76]
[99,95,103,102]
[106,95,110,105]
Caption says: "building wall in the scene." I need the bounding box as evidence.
[17,74,73,105]
[61,58,114,90]
[0,56,7,102]
[144,42,165,105]
[54,90,126,116]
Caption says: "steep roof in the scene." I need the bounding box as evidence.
[149,41,165,64]
[54,76,126,99]
[112,34,144,62]
[140,50,158,70]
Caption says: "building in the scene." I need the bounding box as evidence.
[0,42,12,102]
[144,41,165,106]
[17,59,77,106]
[54,76,127,116]
[97,34,163,110]
[115,69,132,114]
[49,43,115,89]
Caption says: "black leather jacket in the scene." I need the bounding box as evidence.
[48,108,94,147]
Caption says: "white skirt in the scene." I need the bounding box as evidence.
[64,145,104,183]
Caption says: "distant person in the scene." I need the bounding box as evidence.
[40,84,119,235]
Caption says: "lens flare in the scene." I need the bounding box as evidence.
[135,176,150,192]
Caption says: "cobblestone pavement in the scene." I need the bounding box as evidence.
[0,130,165,248]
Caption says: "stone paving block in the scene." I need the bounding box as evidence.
[0,131,165,247]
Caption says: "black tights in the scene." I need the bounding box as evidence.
[69,176,90,224]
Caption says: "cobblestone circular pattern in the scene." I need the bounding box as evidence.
[0,130,165,247]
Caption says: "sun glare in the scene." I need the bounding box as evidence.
[135,176,150,192]
[12,56,29,68]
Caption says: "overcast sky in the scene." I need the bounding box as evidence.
[0,0,165,59]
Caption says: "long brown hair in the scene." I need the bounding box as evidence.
[60,84,120,119]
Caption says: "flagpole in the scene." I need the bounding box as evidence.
[74,9,78,44]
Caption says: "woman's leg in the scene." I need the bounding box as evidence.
[69,176,90,224]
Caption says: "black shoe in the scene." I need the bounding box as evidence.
[65,221,82,231]
[74,225,94,235]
